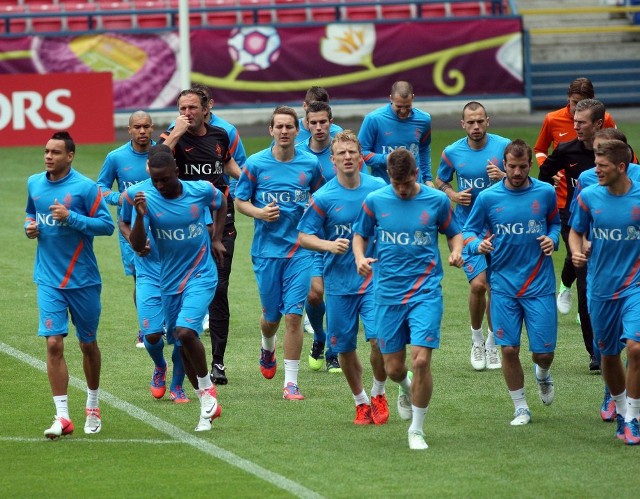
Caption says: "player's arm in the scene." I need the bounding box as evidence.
[129,191,149,253]
[96,156,120,206]
[435,177,472,206]
[569,228,588,268]
[418,133,433,184]
[299,232,349,254]
[446,233,464,268]
[357,119,387,169]
[462,199,491,255]
[24,191,40,239]
[50,188,115,236]
[235,198,280,222]
[159,115,190,150]
[211,194,228,264]
[533,115,552,167]
[223,157,242,180]
[352,233,376,277]
[538,146,563,184]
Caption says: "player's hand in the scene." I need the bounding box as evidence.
[261,201,280,222]
[118,192,125,206]
[572,251,588,268]
[477,234,495,254]
[25,221,40,239]
[486,160,505,181]
[552,171,564,188]
[455,187,473,206]
[355,257,377,278]
[212,239,227,264]
[137,238,151,257]
[449,250,463,268]
[49,199,70,222]
[583,239,592,257]
[537,235,554,256]
[330,238,350,254]
[173,115,190,136]
[133,191,147,216]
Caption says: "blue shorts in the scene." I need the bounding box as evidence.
[325,292,375,353]
[491,292,557,353]
[375,294,443,354]
[162,272,216,345]
[37,284,101,343]
[590,292,640,355]
[312,252,324,278]
[136,275,164,335]
[118,231,135,277]
[462,245,488,282]
[252,254,312,322]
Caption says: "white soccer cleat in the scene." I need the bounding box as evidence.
[199,386,218,419]
[485,347,502,370]
[408,430,429,450]
[556,285,572,315]
[44,417,74,439]
[397,391,412,421]
[202,313,210,335]
[510,407,531,426]
[470,342,486,371]
[534,365,555,406]
[84,408,102,434]
[195,417,212,432]
[303,314,314,335]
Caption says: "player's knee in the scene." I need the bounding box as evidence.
[627,340,640,360]
[469,278,488,295]
[146,332,163,344]
[501,345,519,360]
[533,351,554,368]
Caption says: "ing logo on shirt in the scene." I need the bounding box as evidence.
[379,230,432,245]
[493,220,543,236]
[591,226,640,241]
[154,223,205,241]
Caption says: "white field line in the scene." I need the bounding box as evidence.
[0,342,323,499]
[0,437,180,444]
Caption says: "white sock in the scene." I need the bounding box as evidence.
[486,330,496,349]
[626,396,640,422]
[371,378,386,397]
[408,405,428,433]
[53,395,69,419]
[86,388,99,410]
[509,388,528,411]
[471,327,484,344]
[261,333,276,352]
[612,391,627,418]
[535,364,550,380]
[197,374,213,391]
[398,374,411,395]
[284,359,299,387]
[353,389,370,406]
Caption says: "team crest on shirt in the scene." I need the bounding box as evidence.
[190,204,200,219]
[419,210,430,226]
[216,144,222,157]
[63,193,73,208]
[298,172,307,185]
[414,128,421,141]
[531,199,540,215]
[632,206,640,221]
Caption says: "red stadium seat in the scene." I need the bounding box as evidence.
[343,2,379,21]
[96,1,136,30]
[29,4,64,32]
[64,2,98,31]
[420,2,447,18]
[0,4,28,33]
[202,0,240,26]
[135,0,172,29]
[380,3,416,20]
[308,0,340,22]
[274,0,308,23]
[238,0,274,24]
[449,1,483,17]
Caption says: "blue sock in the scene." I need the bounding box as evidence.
[144,335,166,369]
[306,300,326,344]
[170,345,186,391]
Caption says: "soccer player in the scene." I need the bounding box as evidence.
[539,98,605,372]
[436,101,510,371]
[296,86,343,144]
[534,77,616,320]
[298,130,389,424]
[569,139,640,445]
[352,149,463,450]
[160,87,241,386]
[97,110,154,349]
[235,106,325,400]
[25,131,115,439]
[297,101,342,373]
[120,176,190,404]
[358,81,432,185]
[126,145,226,432]
[464,139,560,426]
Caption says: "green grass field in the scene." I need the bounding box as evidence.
[2,122,640,498]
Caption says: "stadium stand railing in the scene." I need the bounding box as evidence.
[0,0,514,35]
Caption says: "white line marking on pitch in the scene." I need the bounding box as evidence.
[1,342,323,499]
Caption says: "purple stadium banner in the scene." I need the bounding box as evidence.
[0,18,522,110]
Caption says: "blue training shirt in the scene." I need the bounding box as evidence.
[463,177,561,298]
[25,168,115,289]
[570,163,640,214]
[235,147,325,258]
[298,174,386,296]
[353,184,459,305]
[296,138,334,181]
[358,103,432,183]
[570,181,640,301]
